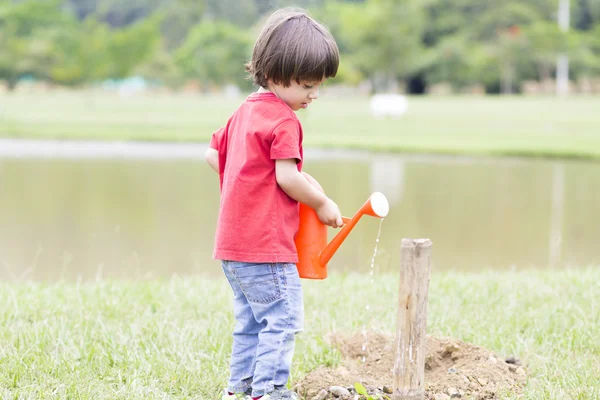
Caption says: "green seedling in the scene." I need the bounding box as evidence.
[354,382,391,400]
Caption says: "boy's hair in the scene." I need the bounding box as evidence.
[246,8,339,88]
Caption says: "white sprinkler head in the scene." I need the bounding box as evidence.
[370,192,389,218]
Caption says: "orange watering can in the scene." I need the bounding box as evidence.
[295,173,389,279]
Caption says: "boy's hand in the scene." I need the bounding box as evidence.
[275,160,343,228]
[316,198,344,228]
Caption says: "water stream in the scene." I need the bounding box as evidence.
[361,218,385,363]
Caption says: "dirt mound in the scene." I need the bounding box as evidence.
[294,332,526,399]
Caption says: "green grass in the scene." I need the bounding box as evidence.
[1,92,600,159]
[1,268,599,399]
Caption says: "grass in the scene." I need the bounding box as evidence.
[1,91,600,159]
[1,268,599,399]
[1,91,599,398]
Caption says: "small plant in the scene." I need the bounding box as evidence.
[354,382,391,400]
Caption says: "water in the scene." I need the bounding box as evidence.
[1,142,600,281]
[361,219,384,363]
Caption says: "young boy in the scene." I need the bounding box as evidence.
[205,7,343,400]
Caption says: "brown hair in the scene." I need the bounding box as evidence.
[246,8,339,88]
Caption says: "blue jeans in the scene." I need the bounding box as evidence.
[221,261,304,397]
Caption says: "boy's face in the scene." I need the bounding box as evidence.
[269,79,323,111]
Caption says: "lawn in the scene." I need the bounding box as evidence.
[0,268,598,399]
[1,91,600,159]
[1,91,599,398]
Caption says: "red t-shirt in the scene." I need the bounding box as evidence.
[209,92,303,263]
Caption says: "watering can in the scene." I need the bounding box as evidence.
[295,173,389,279]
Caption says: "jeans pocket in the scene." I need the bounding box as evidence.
[233,263,282,304]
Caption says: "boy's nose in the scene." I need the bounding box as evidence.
[309,89,319,100]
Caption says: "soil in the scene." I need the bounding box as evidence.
[294,331,526,400]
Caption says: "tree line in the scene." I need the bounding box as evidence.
[1,0,599,93]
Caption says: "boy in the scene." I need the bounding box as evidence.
[205,7,343,400]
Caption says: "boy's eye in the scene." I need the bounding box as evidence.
[303,82,324,89]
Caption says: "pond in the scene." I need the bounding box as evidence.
[1,140,599,281]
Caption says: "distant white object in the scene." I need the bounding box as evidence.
[369,94,408,118]
[224,84,241,98]
[117,76,148,97]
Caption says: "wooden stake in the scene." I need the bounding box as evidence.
[392,238,433,400]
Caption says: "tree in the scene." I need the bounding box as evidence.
[204,0,259,27]
[423,34,491,90]
[335,0,426,92]
[1,0,599,92]
[158,0,206,50]
[467,2,544,93]
[174,20,252,90]
[524,20,576,82]
[574,0,600,29]
[107,16,161,79]
[0,0,70,89]
[47,19,112,86]
[136,48,186,88]
[569,25,600,77]
[46,16,160,86]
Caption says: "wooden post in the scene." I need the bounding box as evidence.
[392,238,433,400]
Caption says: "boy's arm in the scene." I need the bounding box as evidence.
[205,148,219,173]
[275,159,343,228]
[206,126,225,173]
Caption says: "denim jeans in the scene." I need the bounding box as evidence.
[222,261,304,397]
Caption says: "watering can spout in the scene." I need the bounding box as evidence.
[318,192,389,267]
[295,174,389,280]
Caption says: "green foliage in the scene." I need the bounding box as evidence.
[108,17,161,79]
[48,19,112,85]
[135,48,187,88]
[204,0,259,27]
[522,21,575,80]
[571,25,600,75]
[332,0,426,90]
[0,0,70,88]
[0,0,599,92]
[155,1,205,50]
[0,0,67,35]
[423,35,487,88]
[471,1,544,41]
[174,20,252,89]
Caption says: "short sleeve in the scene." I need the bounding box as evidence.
[210,127,224,150]
[270,119,302,162]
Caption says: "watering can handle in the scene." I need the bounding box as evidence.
[342,217,351,225]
